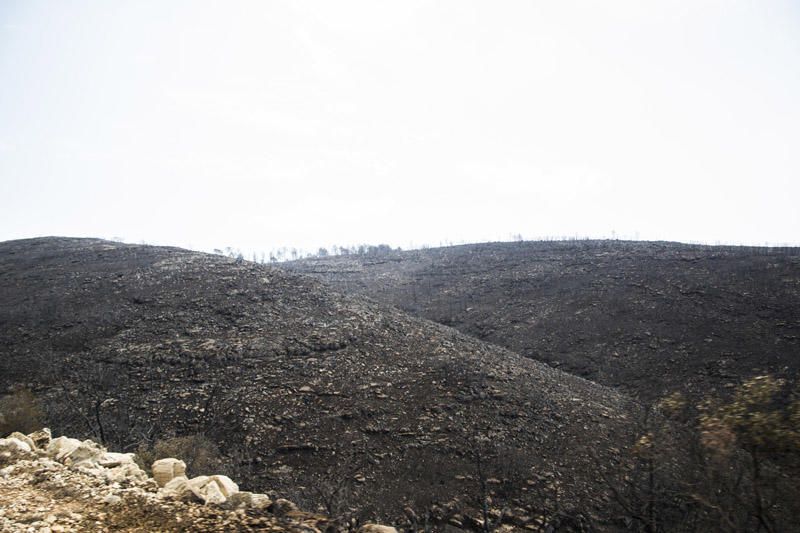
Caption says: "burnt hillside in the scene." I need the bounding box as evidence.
[285,240,800,401]
[0,237,639,527]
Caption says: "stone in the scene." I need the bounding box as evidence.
[159,476,196,502]
[198,479,226,505]
[249,493,272,510]
[0,437,34,464]
[151,458,186,487]
[46,437,82,462]
[102,494,121,505]
[226,491,272,510]
[103,463,147,484]
[270,498,299,516]
[185,475,239,504]
[65,440,106,467]
[358,525,399,533]
[97,452,135,468]
[207,475,238,498]
[27,428,52,450]
[8,432,35,450]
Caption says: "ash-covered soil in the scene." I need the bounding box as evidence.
[0,237,640,527]
[285,240,800,401]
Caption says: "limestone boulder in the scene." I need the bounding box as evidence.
[358,525,398,533]
[186,475,239,505]
[226,491,272,510]
[8,432,35,451]
[151,458,186,487]
[47,436,106,468]
[0,437,34,465]
[97,452,135,468]
[103,462,148,485]
[67,440,106,466]
[207,475,238,498]
[46,436,81,462]
[160,476,196,502]
[196,478,226,505]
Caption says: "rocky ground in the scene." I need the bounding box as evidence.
[0,238,642,529]
[0,429,336,532]
[285,240,800,401]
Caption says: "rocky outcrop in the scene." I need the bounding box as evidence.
[0,429,283,511]
[0,429,364,532]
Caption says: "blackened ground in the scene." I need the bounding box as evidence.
[286,240,800,401]
[0,237,640,528]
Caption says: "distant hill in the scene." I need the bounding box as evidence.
[285,240,800,401]
[0,237,639,527]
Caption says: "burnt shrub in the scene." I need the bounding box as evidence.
[135,434,224,477]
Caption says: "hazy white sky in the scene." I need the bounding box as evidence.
[1,1,799,253]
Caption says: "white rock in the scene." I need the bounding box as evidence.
[8,432,35,450]
[104,463,147,484]
[226,491,272,510]
[0,437,34,464]
[151,458,186,487]
[358,525,399,533]
[98,452,135,468]
[65,440,106,466]
[251,493,272,509]
[185,475,239,505]
[0,437,31,453]
[160,476,196,502]
[198,479,226,505]
[47,437,81,462]
[102,494,122,505]
[207,475,238,498]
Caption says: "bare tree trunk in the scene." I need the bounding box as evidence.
[647,456,656,533]
[93,399,106,444]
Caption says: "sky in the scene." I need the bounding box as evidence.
[1,1,799,254]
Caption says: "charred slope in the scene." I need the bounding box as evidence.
[0,237,638,525]
[285,240,800,401]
